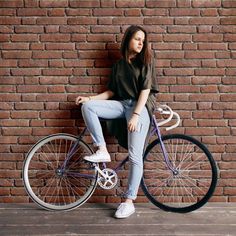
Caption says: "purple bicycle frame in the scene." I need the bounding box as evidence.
[63,115,176,179]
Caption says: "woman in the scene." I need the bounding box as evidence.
[75,25,159,218]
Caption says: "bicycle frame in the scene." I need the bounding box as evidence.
[62,114,177,180]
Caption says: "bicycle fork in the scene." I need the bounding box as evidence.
[152,115,179,175]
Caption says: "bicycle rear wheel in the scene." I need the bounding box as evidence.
[141,134,218,213]
[23,133,98,211]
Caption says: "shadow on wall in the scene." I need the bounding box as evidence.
[71,43,121,134]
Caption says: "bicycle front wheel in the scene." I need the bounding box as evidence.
[141,134,218,213]
[23,133,98,211]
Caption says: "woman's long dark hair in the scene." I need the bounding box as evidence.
[120,25,152,66]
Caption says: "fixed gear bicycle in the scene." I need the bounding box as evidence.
[22,105,218,213]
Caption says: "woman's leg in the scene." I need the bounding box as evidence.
[81,100,125,147]
[114,103,150,218]
[125,105,150,201]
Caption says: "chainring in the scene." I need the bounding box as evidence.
[97,168,118,190]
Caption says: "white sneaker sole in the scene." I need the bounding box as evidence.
[114,209,135,219]
[83,157,111,163]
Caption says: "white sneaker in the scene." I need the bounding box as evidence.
[114,202,135,219]
[83,150,111,163]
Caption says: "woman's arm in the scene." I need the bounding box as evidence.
[90,90,114,100]
[75,90,114,105]
[133,89,150,115]
[128,89,150,132]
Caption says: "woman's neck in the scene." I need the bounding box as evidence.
[128,52,137,63]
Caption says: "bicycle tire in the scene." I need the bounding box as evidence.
[141,134,218,213]
[23,133,98,211]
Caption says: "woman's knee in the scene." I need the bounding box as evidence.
[81,101,93,114]
[129,150,143,166]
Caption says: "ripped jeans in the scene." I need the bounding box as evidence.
[81,99,150,200]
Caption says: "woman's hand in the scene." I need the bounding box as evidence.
[128,114,139,132]
[75,96,90,105]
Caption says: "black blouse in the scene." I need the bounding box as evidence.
[107,57,159,118]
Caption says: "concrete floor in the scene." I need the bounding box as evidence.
[0,203,235,236]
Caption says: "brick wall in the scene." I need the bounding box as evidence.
[0,0,236,203]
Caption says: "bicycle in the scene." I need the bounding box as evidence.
[23,105,218,213]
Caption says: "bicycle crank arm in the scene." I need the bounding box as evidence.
[94,166,107,178]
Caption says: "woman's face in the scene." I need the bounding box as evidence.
[129,30,145,55]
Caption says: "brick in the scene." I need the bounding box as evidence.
[146,0,176,7]
[185,51,215,58]
[93,9,123,16]
[0,1,23,7]
[40,34,70,42]
[36,17,67,25]
[11,69,41,76]
[163,68,194,76]
[91,26,120,33]
[65,9,91,16]
[11,111,39,119]
[64,59,94,68]
[48,85,65,93]
[189,17,220,25]
[11,34,38,42]
[17,8,47,16]
[116,0,144,7]
[18,59,47,68]
[0,59,17,67]
[192,76,221,85]
[48,9,65,16]
[113,17,143,25]
[67,17,97,25]
[0,34,10,42]
[0,26,13,34]
[42,68,72,76]
[193,34,223,42]
[46,43,75,50]
[125,9,141,16]
[15,102,44,110]
[201,8,218,16]
[70,0,100,7]
[167,26,196,33]
[163,34,191,42]
[198,43,227,50]
[40,0,68,7]
[25,0,38,7]
[221,17,236,25]
[0,16,21,25]
[170,8,200,16]
[36,94,67,102]
[144,17,173,25]
[2,51,32,59]
[71,34,86,42]
[192,0,221,7]
[60,25,89,33]
[87,34,115,42]
[39,76,68,84]
[15,26,44,33]
[0,120,29,127]
[2,127,32,136]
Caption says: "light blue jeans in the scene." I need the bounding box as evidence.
[81,99,150,200]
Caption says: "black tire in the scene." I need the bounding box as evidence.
[23,133,98,211]
[141,134,218,213]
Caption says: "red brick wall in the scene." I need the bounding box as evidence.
[0,0,236,203]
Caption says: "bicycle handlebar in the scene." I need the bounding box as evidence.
[155,105,181,131]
